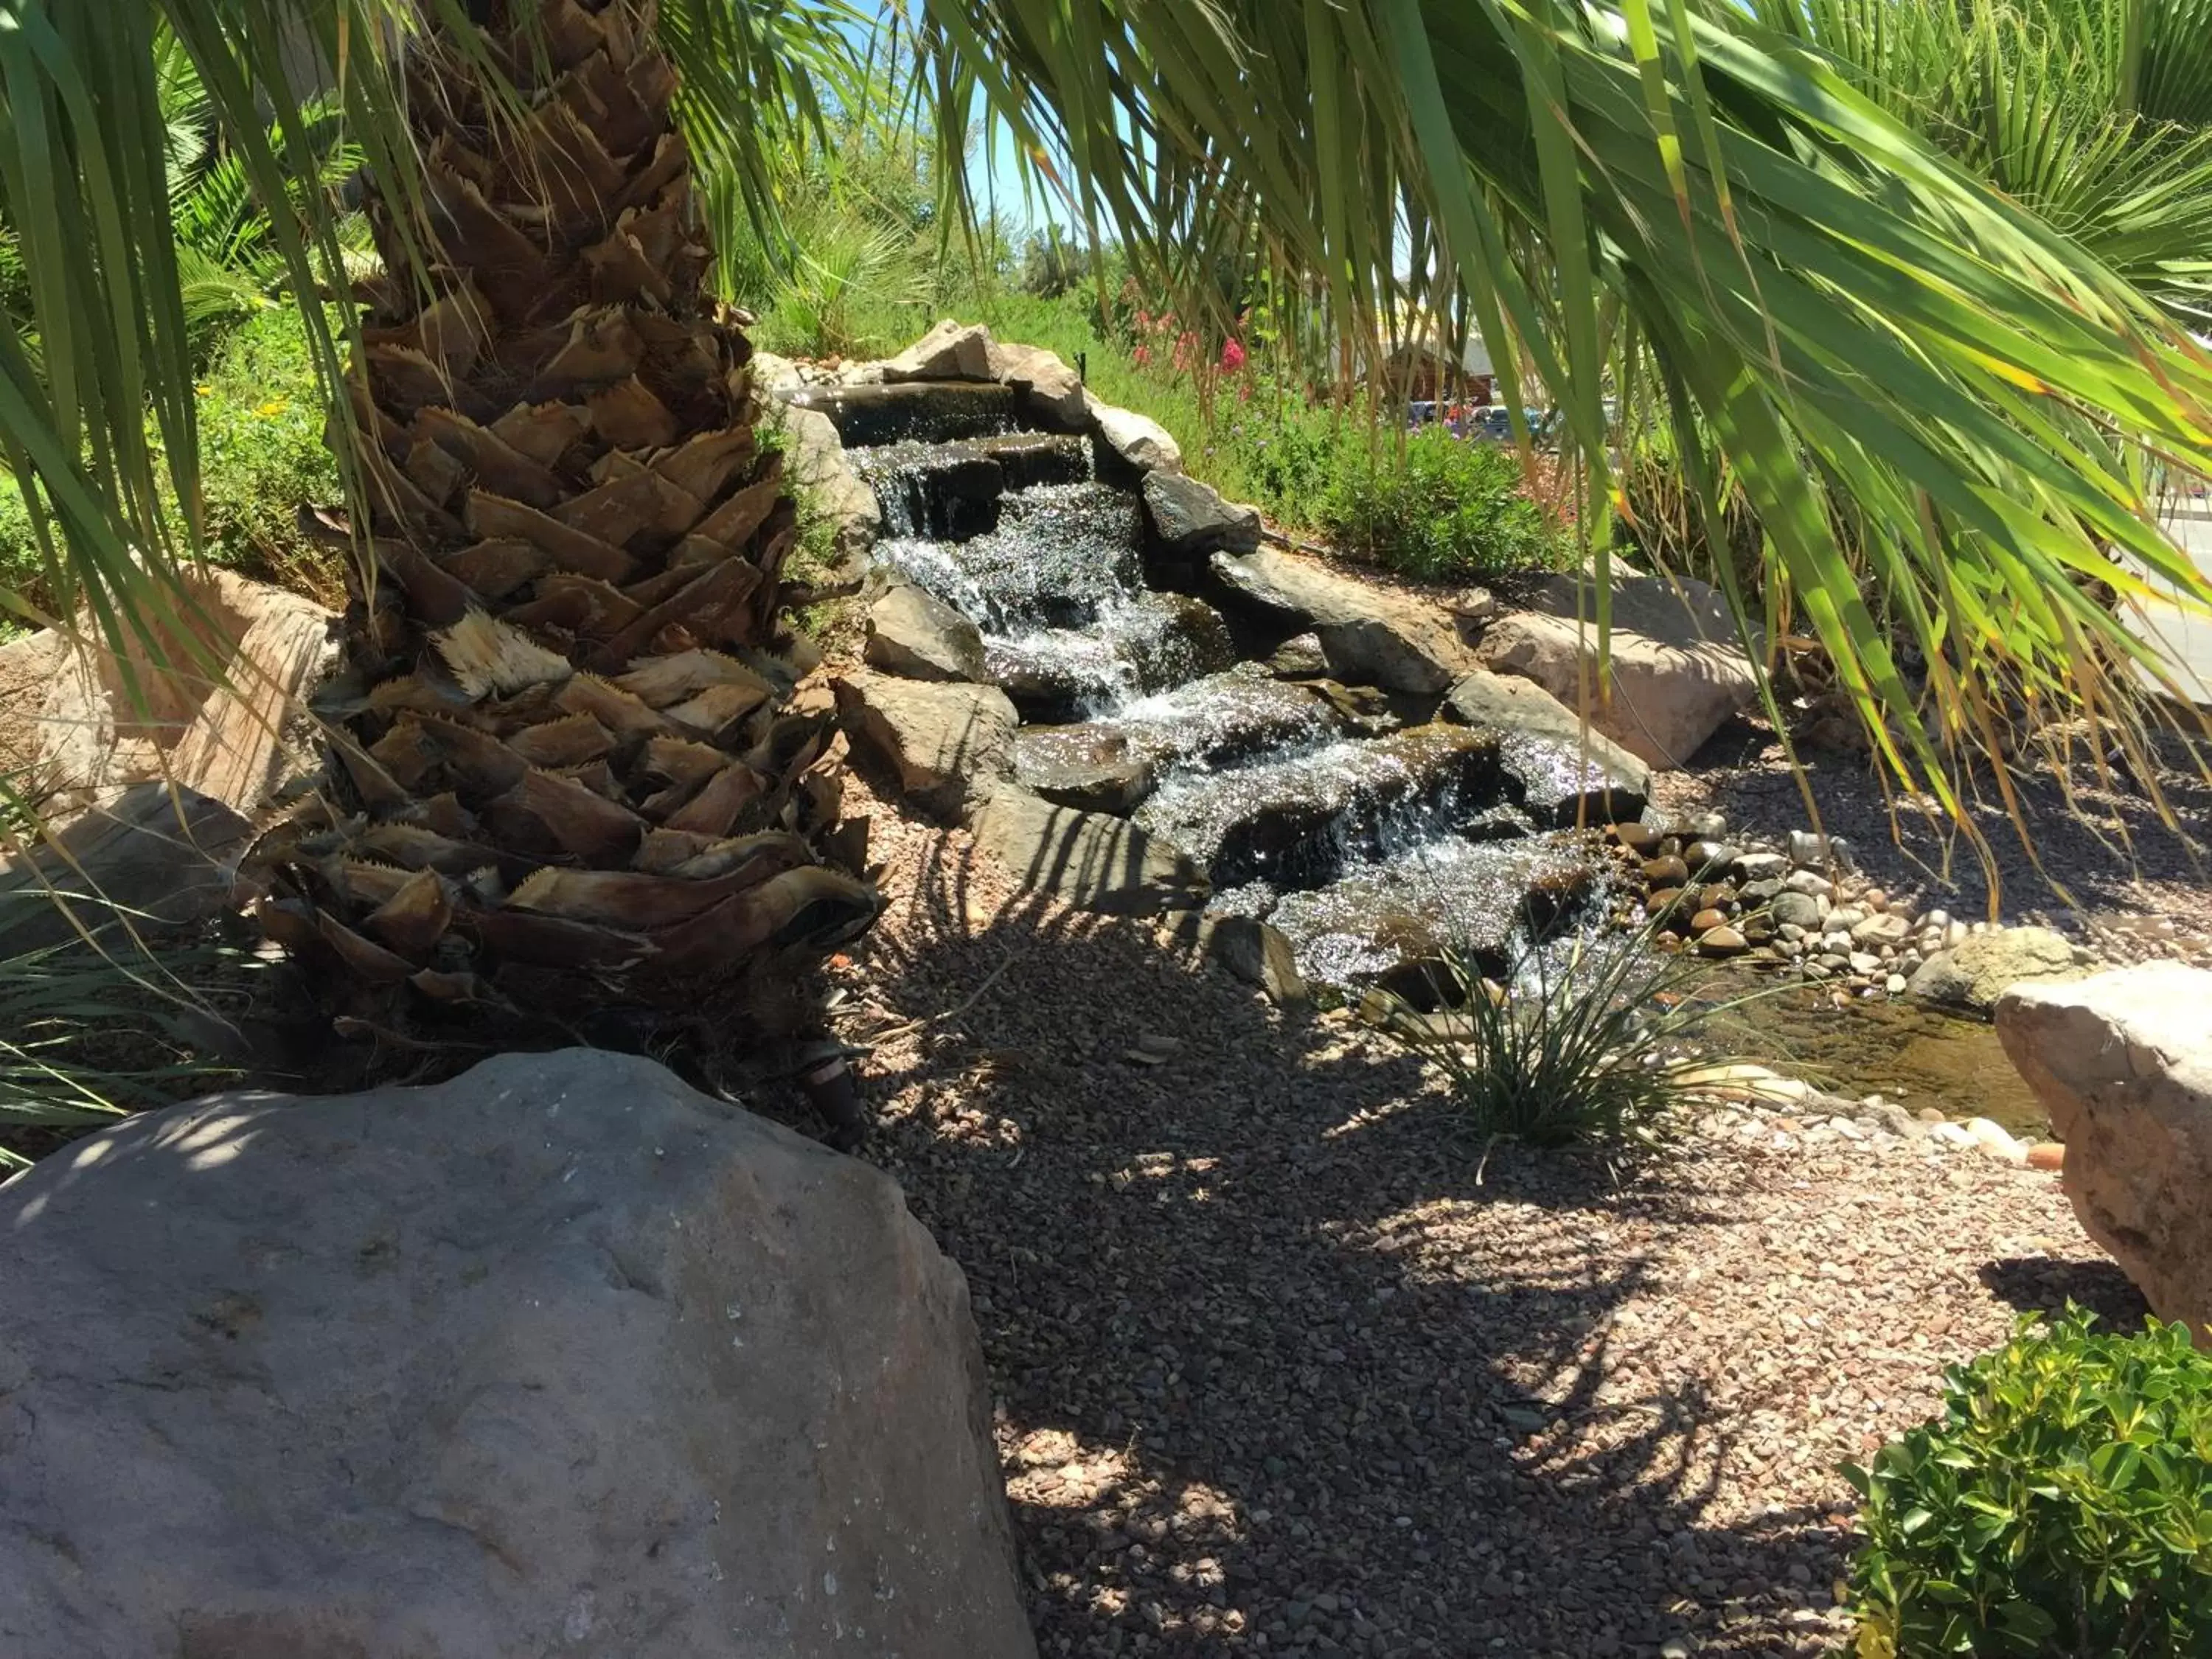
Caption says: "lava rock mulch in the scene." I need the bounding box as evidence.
[828,799,2136,1659]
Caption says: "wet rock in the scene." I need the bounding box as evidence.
[1643,855,1691,888]
[852,442,1005,540]
[986,341,1088,427]
[969,431,1090,490]
[883,318,995,381]
[970,788,1208,915]
[785,380,1016,448]
[1011,726,1158,816]
[1142,471,1263,554]
[1997,963,2212,1336]
[984,593,1236,720]
[1612,822,1663,855]
[832,670,1016,822]
[1134,725,1503,891]
[1683,840,1737,876]
[864,582,988,682]
[0,1050,1034,1659]
[1646,886,1688,919]
[1087,396,1183,474]
[1697,925,1749,958]
[1267,633,1330,678]
[1441,669,1650,827]
[1909,925,2085,1015]
[1690,907,1729,935]
[1474,574,1759,768]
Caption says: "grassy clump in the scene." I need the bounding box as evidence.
[1381,926,1717,1150]
[0,302,349,634]
[1318,424,1571,581]
[1843,1307,2212,1659]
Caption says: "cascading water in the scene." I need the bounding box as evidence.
[815,388,1618,990]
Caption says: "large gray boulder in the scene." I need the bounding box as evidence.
[0,1049,1034,1659]
[865,582,989,683]
[1997,963,2212,1340]
[1085,394,1183,474]
[1475,574,1759,768]
[1142,471,1262,555]
[832,669,1017,823]
[1909,924,2086,1015]
[1209,549,1476,695]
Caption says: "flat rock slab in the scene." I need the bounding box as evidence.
[1475,574,1759,768]
[1997,963,2212,1338]
[1142,471,1262,555]
[832,669,1016,823]
[0,1048,1033,1659]
[969,788,1208,916]
[1086,396,1182,476]
[1209,549,1475,695]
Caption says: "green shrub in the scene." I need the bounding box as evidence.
[0,302,347,631]
[1843,1308,2212,1659]
[1319,424,1570,580]
[1380,922,1720,1150]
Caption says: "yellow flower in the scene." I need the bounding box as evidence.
[255,398,288,418]
[194,385,211,397]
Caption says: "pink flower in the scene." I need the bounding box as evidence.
[1133,344,1152,366]
[1220,338,1247,372]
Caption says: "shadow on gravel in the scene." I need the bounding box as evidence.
[1978,1255,2149,1328]
[834,831,1863,1658]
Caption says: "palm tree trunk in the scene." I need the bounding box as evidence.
[254,0,877,1020]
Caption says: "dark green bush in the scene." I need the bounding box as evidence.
[1318,424,1570,580]
[1843,1307,2212,1659]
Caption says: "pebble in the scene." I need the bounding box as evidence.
[2027,1143,2065,1171]
[1697,925,1749,958]
[1643,855,1691,888]
[1684,841,1738,876]
[1885,973,1907,995]
[1612,822,1662,855]
[1732,852,1790,883]
[1783,870,1834,899]
[1690,907,1730,935]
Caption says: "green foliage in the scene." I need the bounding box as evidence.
[1318,425,1570,580]
[1382,925,1721,1150]
[0,303,347,628]
[1843,1308,2212,1659]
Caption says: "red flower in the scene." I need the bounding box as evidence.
[1220,338,1248,372]
[1133,344,1152,366]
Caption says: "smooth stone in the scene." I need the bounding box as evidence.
[1732,851,1790,883]
[1642,855,1691,888]
[1885,973,1908,994]
[1690,907,1730,934]
[1683,840,1738,875]
[1908,925,2086,1015]
[1770,891,1823,931]
[1697,925,1749,958]
[1646,887,1688,918]
[1613,822,1663,855]
[1783,869,1833,898]
[1851,912,1913,949]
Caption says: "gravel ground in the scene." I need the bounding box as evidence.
[821,780,2142,1659]
[1652,718,2212,969]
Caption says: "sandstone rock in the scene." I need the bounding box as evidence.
[1210,549,1475,695]
[0,1049,1034,1659]
[832,670,1016,822]
[986,341,1088,427]
[1473,574,1759,768]
[1441,669,1650,827]
[0,567,337,827]
[883,318,995,381]
[1142,471,1263,554]
[1166,912,1308,1004]
[969,787,1208,915]
[1997,963,2212,1338]
[1909,925,2084,1015]
[777,403,883,563]
[864,582,988,683]
[1851,912,1913,949]
[1086,395,1183,473]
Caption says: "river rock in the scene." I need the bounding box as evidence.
[1087,395,1183,474]
[1697,925,1749,958]
[1997,963,2212,1338]
[1908,925,2085,1015]
[832,670,1016,822]
[1851,912,1913,949]
[1209,548,1475,695]
[1441,669,1651,827]
[987,340,1088,426]
[777,403,883,561]
[0,1049,1034,1659]
[1643,855,1691,888]
[1142,471,1263,554]
[1473,574,1759,768]
[969,787,1208,915]
[883,317,995,381]
[1732,851,1790,883]
[864,582,988,682]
